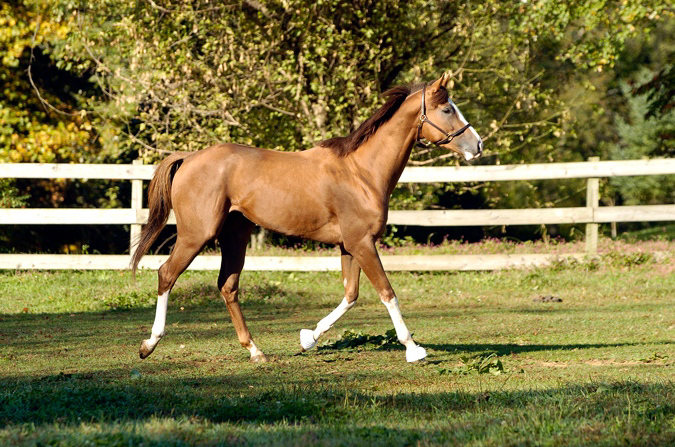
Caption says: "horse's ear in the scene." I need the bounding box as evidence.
[430,72,450,91]
[440,72,451,87]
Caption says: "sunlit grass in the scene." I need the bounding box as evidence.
[1,245,674,446]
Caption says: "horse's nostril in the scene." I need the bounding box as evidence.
[477,140,483,155]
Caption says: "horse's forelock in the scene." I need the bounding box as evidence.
[430,86,449,106]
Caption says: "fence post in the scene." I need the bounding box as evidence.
[130,159,143,260]
[586,156,600,255]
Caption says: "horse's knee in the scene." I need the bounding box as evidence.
[222,290,238,305]
[219,280,239,305]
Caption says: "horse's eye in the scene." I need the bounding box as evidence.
[442,107,454,114]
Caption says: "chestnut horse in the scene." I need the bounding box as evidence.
[132,73,483,363]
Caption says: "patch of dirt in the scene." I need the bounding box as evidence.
[584,359,641,366]
[537,359,669,368]
[539,361,569,368]
[532,295,563,303]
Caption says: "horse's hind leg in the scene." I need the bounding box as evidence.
[217,213,266,362]
[139,234,205,359]
[300,245,361,351]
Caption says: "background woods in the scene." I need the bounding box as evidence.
[1,0,673,253]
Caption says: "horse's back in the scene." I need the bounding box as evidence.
[169,143,344,243]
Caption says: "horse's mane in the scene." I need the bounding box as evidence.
[320,83,449,157]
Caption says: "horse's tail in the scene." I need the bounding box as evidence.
[131,152,190,275]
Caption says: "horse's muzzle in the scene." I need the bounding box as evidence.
[463,140,483,161]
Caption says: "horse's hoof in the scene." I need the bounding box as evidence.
[300,329,317,351]
[406,345,427,363]
[251,353,268,363]
[139,340,155,359]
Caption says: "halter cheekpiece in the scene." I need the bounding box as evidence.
[416,85,471,147]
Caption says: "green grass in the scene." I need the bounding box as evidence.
[1,251,674,446]
[619,223,675,242]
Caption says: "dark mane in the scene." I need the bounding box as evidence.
[319,83,449,156]
[320,86,412,157]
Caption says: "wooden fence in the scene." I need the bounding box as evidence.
[1,158,675,271]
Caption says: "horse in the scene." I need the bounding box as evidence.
[131,73,483,363]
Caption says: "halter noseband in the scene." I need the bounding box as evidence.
[416,85,471,146]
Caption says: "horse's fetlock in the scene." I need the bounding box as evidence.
[379,291,396,303]
[345,290,359,303]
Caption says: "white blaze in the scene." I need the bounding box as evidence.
[448,101,481,161]
[451,102,482,146]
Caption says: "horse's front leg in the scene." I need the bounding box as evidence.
[300,246,361,351]
[347,237,426,363]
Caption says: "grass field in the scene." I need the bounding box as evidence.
[1,246,674,446]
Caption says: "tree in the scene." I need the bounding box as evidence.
[41,0,668,161]
[0,1,97,165]
[3,0,672,251]
[609,71,675,206]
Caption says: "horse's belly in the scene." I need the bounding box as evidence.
[232,202,341,245]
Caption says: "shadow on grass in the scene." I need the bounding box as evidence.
[0,285,340,352]
[4,303,672,363]
[423,341,675,356]
[1,372,674,447]
[1,371,674,426]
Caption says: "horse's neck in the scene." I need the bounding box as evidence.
[352,98,419,197]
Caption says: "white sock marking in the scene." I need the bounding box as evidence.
[301,297,355,351]
[248,340,264,358]
[383,297,414,348]
[313,297,354,340]
[146,290,169,349]
[383,297,427,362]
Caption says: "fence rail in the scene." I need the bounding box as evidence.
[1,158,674,271]
[5,158,675,181]
[3,204,675,227]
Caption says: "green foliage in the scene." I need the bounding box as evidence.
[38,0,668,162]
[0,2,98,164]
[0,179,28,207]
[439,352,506,376]
[318,329,398,351]
[105,290,155,310]
[609,71,675,205]
[380,226,415,247]
[639,352,669,363]
[1,0,674,250]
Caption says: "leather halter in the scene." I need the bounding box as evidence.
[416,85,471,146]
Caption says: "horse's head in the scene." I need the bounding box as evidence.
[416,73,483,161]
